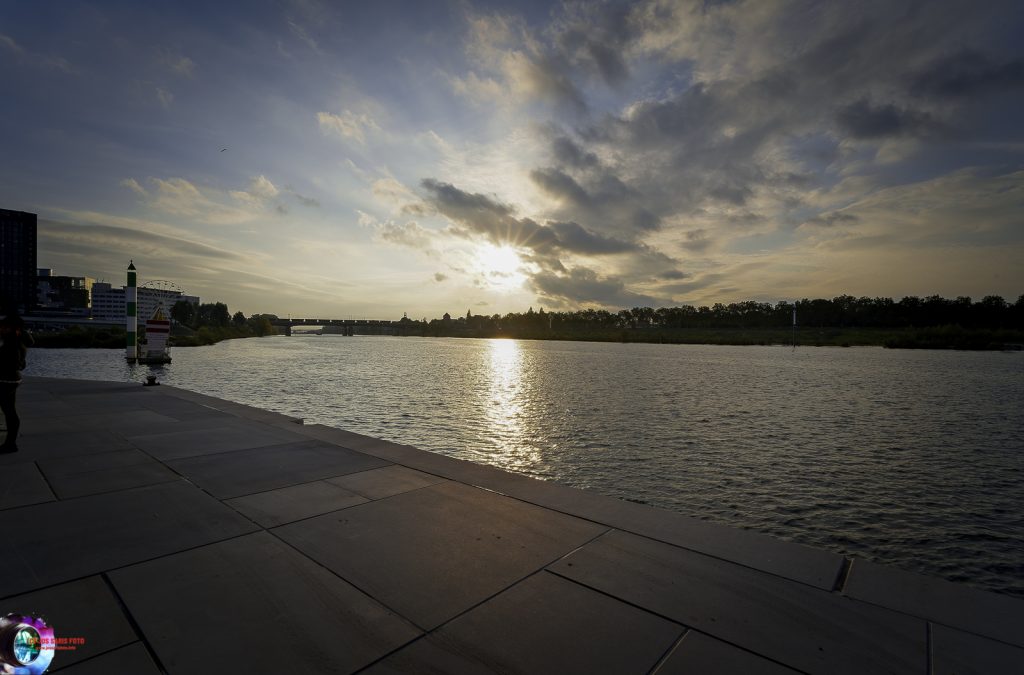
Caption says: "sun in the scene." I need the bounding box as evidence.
[475,244,526,291]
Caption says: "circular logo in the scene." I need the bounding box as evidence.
[12,626,41,665]
[0,615,54,674]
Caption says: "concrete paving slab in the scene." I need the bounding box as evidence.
[0,430,134,465]
[0,576,137,671]
[16,400,79,421]
[0,461,54,509]
[127,422,307,461]
[300,425,843,590]
[168,439,390,499]
[31,409,186,438]
[110,531,421,674]
[0,480,258,597]
[655,631,799,675]
[365,571,682,675]
[136,395,237,421]
[549,530,926,675]
[843,558,1024,648]
[481,471,843,591]
[326,465,446,500]
[41,392,151,416]
[158,385,304,426]
[53,643,161,674]
[225,480,369,527]
[274,481,607,630]
[39,448,179,499]
[931,624,1024,675]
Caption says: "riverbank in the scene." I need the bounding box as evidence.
[3,376,1021,673]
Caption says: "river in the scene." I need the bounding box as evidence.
[24,336,1024,597]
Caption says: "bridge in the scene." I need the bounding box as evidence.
[270,318,402,337]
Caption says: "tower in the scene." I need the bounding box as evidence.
[126,261,137,362]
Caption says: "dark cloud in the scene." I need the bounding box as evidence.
[39,219,249,262]
[421,178,558,250]
[659,269,689,280]
[547,221,636,254]
[433,272,448,282]
[520,55,588,113]
[530,266,659,308]
[420,179,645,258]
[530,168,591,206]
[910,50,1024,98]
[680,229,713,252]
[804,212,859,227]
[836,100,938,139]
[550,135,599,169]
[553,2,636,87]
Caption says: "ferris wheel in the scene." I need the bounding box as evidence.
[140,280,184,294]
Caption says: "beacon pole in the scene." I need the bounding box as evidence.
[126,260,137,363]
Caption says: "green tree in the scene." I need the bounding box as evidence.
[171,300,196,326]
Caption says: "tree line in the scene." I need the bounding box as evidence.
[170,301,275,345]
[390,294,1024,348]
[416,294,1022,332]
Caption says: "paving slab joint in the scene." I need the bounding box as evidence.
[647,627,690,674]
[99,573,171,675]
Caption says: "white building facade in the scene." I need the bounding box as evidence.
[90,283,198,322]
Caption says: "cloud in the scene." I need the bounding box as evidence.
[377,220,437,251]
[124,176,269,225]
[434,273,448,282]
[155,87,174,108]
[835,100,938,139]
[0,32,74,72]
[802,212,860,228]
[371,177,416,207]
[120,178,148,198]
[453,12,587,112]
[421,178,646,260]
[38,219,250,264]
[230,175,279,205]
[166,55,196,77]
[0,34,23,55]
[288,20,323,55]
[529,266,659,308]
[910,50,1024,98]
[317,110,379,144]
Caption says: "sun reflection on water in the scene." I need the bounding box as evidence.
[484,338,540,472]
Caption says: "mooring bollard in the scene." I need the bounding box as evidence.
[143,375,159,386]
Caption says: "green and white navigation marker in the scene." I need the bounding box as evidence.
[126,260,137,363]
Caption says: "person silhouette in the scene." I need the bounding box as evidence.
[0,310,32,453]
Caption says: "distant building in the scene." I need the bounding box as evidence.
[0,208,38,312]
[37,272,95,314]
[91,282,126,321]
[90,282,198,322]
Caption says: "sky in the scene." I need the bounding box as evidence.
[2,0,1022,318]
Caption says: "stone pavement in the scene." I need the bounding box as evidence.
[1,376,1021,674]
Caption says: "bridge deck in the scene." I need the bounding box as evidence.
[1,376,1021,674]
